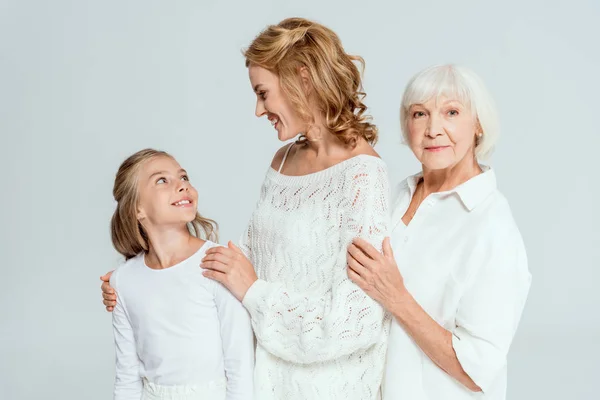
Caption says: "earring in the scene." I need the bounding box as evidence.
[477,132,483,138]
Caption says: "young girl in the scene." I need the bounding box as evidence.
[109,148,254,400]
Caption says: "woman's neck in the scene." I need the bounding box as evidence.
[421,156,482,196]
[143,224,204,269]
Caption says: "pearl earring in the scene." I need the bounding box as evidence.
[477,132,483,138]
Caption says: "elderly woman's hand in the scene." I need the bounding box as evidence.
[347,237,408,312]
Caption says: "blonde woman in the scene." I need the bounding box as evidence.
[107,149,254,400]
[347,65,531,400]
[102,18,391,400]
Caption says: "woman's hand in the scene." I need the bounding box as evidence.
[201,241,258,301]
[347,237,408,312]
[100,271,116,312]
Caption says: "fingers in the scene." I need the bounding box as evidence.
[202,269,227,284]
[348,243,373,269]
[228,241,244,255]
[347,251,369,277]
[106,306,114,312]
[101,281,115,295]
[103,298,116,307]
[201,260,230,273]
[205,246,235,258]
[382,237,394,259]
[201,252,230,265]
[347,266,367,289]
[352,238,382,261]
[100,270,114,282]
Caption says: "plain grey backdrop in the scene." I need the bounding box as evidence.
[1,0,598,398]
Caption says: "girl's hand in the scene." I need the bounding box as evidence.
[347,237,408,313]
[201,241,258,301]
[100,271,116,312]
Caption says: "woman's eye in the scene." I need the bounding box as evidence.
[156,178,167,184]
[413,111,425,118]
[259,91,267,100]
[448,109,459,116]
[181,175,189,181]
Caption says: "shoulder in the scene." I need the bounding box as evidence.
[270,142,295,170]
[343,154,389,183]
[110,254,143,290]
[473,190,527,257]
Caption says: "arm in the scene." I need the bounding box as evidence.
[110,273,142,400]
[214,280,255,400]
[448,226,531,392]
[241,161,390,364]
[390,290,483,391]
[382,226,530,392]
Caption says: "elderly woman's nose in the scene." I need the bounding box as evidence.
[426,115,443,137]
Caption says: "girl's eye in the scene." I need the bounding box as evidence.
[156,178,167,184]
[181,175,189,181]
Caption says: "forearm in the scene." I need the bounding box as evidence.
[243,278,385,364]
[390,292,481,392]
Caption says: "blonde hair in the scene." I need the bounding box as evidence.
[244,17,378,145]
[400,64,500,159]
[111,149,218,260]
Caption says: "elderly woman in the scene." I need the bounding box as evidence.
[347,64,531,400]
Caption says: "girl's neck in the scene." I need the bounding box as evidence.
[143,224,205,270]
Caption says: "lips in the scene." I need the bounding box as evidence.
[424,145,450,152]
[171,198,193,206]
[268,114,280,129]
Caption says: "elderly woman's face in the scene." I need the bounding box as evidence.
[407,96,479,170]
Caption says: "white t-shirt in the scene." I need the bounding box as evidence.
[110,241,255,400]
[383,167,531,400]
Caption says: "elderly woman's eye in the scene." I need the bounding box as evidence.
[413,111,425,118]
[448,109,459,116]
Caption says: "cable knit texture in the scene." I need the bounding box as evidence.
[240,155,392,400]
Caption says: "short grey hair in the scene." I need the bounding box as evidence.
[400,64,500,159]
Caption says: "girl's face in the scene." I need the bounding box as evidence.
[249,65,306,141]
[136,156,198,228]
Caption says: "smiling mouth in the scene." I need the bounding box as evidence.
[172,199,192,206]
[268,114,280,129]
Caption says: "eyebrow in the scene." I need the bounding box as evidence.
[410,100,463,108]
[148,169,187,181]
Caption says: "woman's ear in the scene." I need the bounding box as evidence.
[298,66,312,95]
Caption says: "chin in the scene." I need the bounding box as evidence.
[421,157,455,171]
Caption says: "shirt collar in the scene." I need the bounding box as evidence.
[406,165,497,211]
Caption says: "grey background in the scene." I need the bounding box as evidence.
[1,0,598,399]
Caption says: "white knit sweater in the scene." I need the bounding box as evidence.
[240,155,392,400]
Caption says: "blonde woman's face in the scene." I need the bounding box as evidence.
[136,156,198,228]
[407,96,479,171]
[249,65,306,141]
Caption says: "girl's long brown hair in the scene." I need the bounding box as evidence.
[111,149,218,260]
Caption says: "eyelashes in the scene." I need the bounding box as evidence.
[156,175,189,185]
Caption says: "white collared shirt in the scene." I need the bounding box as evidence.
[383,167,531,400]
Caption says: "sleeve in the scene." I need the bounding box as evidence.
[110,271,143,400]
[451,223,532,393]
[213,279,255,400]
[241,160,391,364]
